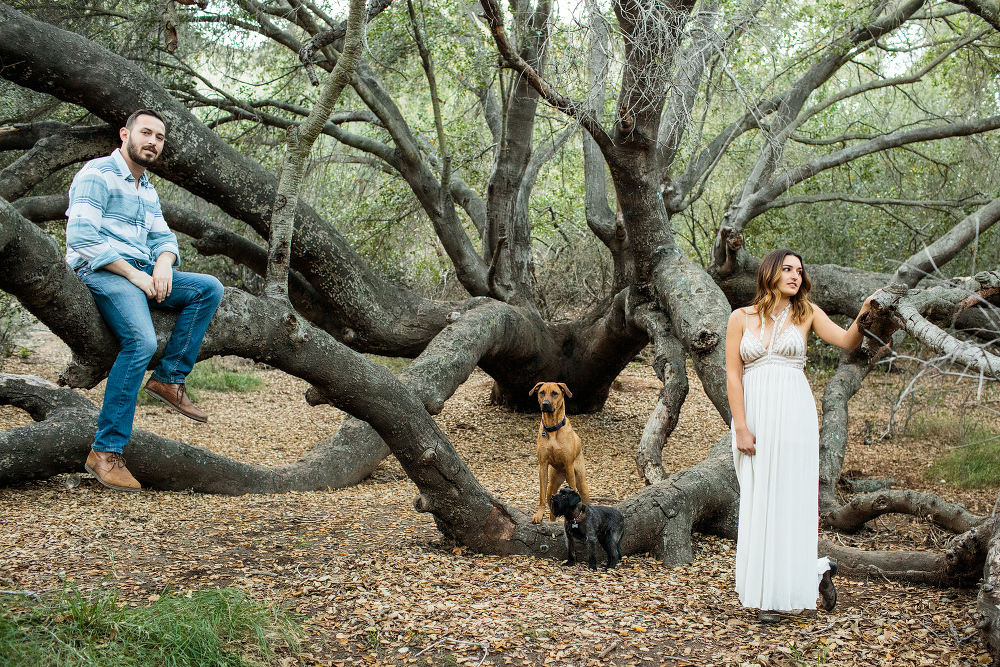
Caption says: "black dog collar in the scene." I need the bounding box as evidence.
[571,506,585,529]
[541,417,567,438]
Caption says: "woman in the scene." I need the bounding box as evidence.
[725,249,875,622]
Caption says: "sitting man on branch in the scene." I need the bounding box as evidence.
[66,108,224,492]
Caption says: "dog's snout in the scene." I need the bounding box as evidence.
[541,401,555,413]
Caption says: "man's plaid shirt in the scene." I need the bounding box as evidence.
[65,148,179,271]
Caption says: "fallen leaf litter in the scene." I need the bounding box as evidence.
[0,332,995,666]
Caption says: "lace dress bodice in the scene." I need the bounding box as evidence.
[739,305,806,373]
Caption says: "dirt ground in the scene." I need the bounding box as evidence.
[1,326,997,667]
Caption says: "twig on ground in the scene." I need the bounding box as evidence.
[413,636,490,667]
[598,638,620,659]
[804,620,840,635]
[0,589,40,597]
[948,619,978,646]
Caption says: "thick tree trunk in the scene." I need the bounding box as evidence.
[619,433,738,565]
[977,520,1000,665]
[632,304,688,484]
[0,374,387,492]
[817,348,875,512]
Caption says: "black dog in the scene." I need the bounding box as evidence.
[549,486,624,570]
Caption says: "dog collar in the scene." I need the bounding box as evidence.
[541,417,566,438]
[571,507,585,529]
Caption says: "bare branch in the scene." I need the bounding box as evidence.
[656,5,722,170]
[895,196,1000,288]
[950,0,1000,30]
[0,125,118,202]
[762,193,991,212]
[881,280,1000,380]
[734,0,927,205]
[0,122,75,150]
[733,114,1000,229]
[785,29,986,141]
[298,0,395,85]
[478,0,612,151]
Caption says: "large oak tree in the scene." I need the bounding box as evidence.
[2,0,1000,659]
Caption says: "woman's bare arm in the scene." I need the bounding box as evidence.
[726,309,756,456]
[810,293,877,350]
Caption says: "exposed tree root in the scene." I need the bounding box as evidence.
[825,490,988,534]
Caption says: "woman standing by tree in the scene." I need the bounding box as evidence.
[725,249,876,622]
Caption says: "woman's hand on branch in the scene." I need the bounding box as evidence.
[860,288,882,316]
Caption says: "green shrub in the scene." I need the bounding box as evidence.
[0,586,299,667]
[917,412,1000,488]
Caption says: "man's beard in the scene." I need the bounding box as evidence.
[126,137,159,168]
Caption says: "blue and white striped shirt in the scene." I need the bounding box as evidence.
[65,149,180,271]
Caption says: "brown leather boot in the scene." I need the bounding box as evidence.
[144,377,208,422]
[84,450,141,492]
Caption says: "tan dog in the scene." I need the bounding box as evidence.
[529,382,590,523]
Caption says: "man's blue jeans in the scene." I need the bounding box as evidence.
[78,262,224,454]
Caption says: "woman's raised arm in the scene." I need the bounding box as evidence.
[810,292,878,350]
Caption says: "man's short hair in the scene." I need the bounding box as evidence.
[125,109,167,132]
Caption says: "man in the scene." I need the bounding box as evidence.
[66,109,224,492]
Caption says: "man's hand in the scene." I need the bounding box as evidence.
[102,259,156,298]
[129,271,156,299]
[151,252,175,303]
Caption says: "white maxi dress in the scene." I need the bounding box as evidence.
[733,305,830,611]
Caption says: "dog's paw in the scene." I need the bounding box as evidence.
[531,510,545,524]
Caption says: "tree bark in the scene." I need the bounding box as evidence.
[977,519,1000,664]
[824,490,988,534]
[264,0,367,300]
[0,124,118,202]
[632,304,688,484]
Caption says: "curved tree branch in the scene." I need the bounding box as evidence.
[894,196,1000,288]
[478,0,612,151]
[824,490,988,534]
[0,125,118,201]
[730,114,1000,232]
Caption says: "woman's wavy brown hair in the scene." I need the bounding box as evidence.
[752,249,813,324]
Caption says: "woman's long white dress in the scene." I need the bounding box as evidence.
[733,306,830,611]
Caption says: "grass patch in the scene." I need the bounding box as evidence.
[367,355,410,375]
[917,412,1000,488]
[0,586,300,667]
[186,360,264,393]
[137,358,263,406]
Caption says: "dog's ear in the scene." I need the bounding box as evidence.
[557,383,572,399]
[530,382,544,396]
